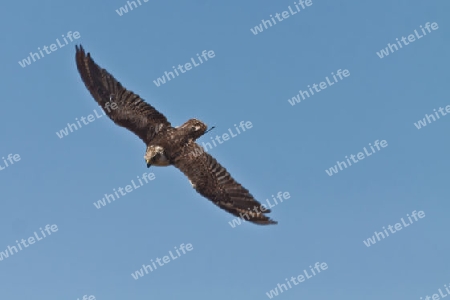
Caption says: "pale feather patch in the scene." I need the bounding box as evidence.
[189,179,196,188]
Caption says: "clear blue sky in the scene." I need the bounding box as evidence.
[1,0,449,299]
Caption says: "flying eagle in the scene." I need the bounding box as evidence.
[75,45,277,225]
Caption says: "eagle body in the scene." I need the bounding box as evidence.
[75,45,277,225]
[145,119,207,167]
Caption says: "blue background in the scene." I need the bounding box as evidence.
[1,0,449,299]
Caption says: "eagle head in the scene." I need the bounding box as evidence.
[144,145,169,168]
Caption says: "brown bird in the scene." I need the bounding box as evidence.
[75,45,277,225]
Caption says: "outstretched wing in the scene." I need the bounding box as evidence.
[174,142,277,225]
[75,45,171,144]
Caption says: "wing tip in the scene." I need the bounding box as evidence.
[75,44,83,55]
[236,208,278,225]
[253,218,278,226]
[75,44,92,63]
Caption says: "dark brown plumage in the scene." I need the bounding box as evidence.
[75,45,277,225]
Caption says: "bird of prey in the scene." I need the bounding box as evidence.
[75,45,277,225]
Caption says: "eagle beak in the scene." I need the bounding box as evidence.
[146,159,151,168]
